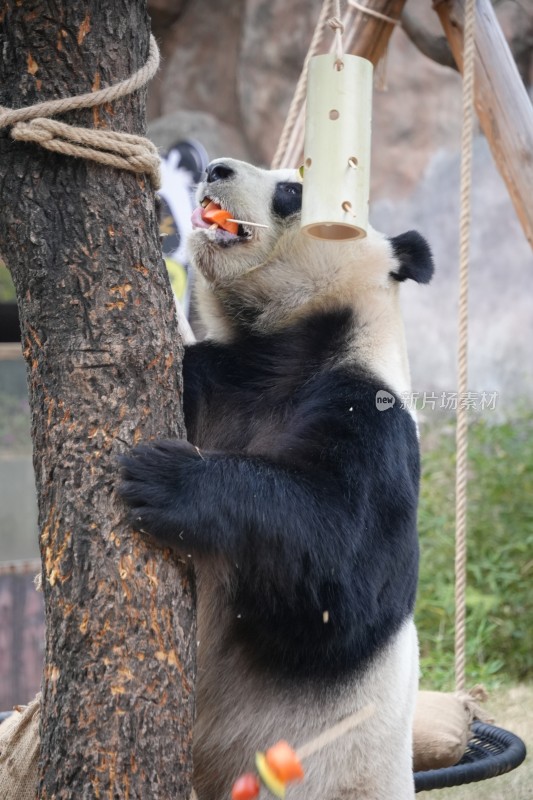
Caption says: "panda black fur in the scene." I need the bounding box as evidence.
[120,158,434,800]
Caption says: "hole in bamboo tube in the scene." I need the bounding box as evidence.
[348,156,358,169]
[303,223,364,241]
[329,110,340,121]
[305,158,312,168]
[342,201,353,214]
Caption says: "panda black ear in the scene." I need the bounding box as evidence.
[389,231,434,284]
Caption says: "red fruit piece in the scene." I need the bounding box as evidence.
[231,772,261,800]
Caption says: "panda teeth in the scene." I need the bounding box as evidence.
[202,194,222,209]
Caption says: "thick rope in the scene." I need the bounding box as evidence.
[455,0,476,694]
[271,0,332,169]
[0,35,161,189]
[347,0,400,26]
[330,0,346,66]
[11,119,160,188]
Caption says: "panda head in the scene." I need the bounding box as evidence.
[188,158,434,340]
[189,158,302,283]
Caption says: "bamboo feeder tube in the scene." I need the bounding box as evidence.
[301,53,373,241]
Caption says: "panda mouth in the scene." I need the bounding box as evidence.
[191,197,252,244]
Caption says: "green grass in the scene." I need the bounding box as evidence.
[416,414,533,691]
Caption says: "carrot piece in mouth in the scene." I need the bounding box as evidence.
[202,202,239,235]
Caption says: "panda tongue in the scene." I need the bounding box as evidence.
[191,206,213,230]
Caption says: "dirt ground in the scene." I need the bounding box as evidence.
[417,685,531,800]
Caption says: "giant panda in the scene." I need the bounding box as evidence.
[120,158,434,800]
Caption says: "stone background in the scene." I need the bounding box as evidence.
[147,0,533,412]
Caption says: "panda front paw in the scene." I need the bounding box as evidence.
[119,439,204,545]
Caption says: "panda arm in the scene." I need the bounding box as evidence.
[119,374,419,587]
[120,439,349,555]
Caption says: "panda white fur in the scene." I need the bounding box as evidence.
[120,158,434,799]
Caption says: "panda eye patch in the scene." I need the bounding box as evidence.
[272,182,303,219]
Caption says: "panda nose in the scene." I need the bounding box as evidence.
[205,162,235,183]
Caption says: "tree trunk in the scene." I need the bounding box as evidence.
[0,2,196,798]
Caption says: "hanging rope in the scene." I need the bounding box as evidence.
[330,0,346,67]
[273,0,356,169]
[347,0,400,26]
[455,0,477,694]
[273,0,356,170]
[271,0,332,169]
[0,35,161,189]
[271,1,402,169]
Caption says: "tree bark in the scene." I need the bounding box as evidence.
[0,2,196,798]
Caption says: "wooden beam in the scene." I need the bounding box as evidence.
[434,0,533,251]
[347,0,408,63]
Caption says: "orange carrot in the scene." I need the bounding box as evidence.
[203,206,239,235]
